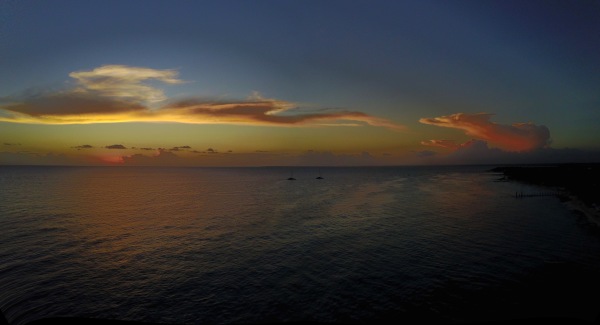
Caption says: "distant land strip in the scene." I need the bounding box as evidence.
[490,163,600,227]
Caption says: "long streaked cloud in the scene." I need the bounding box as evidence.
[157,99,403,129]
[419,113,550,152]
[1,93,146,117]
[0,65,403,130]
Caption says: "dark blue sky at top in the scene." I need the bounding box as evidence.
[1,0,599,148]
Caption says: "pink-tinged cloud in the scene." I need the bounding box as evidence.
[419,113,550,152]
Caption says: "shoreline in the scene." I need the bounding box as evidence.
[561,193,600,228]
[490,163,600,228]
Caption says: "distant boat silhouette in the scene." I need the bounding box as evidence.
[316,169,324,179]
[287,170,296,180]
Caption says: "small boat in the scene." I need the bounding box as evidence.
[287,170,296,180]
[316,169,324,179]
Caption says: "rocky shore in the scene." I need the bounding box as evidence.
[490,163,600,227]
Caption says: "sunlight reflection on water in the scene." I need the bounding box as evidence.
[1,166,600,324]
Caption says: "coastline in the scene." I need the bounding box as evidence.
[561,194,600,228]
[490,163,600,228]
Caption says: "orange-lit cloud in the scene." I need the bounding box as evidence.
[419,113,550,152]
[158,99,403,129]
[0,65,403,130]
[0,97,402,129]
[420,139,460,149]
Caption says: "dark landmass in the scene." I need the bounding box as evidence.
[490,163,600,209]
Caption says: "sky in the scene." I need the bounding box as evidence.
[1,0,599,166]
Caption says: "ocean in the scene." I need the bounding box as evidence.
[1,165,599,325]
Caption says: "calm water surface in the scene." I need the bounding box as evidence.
[1,166,599,324]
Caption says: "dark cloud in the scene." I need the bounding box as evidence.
[72,144,94,149]
[105,144,127,149]
[139,147,154,150]
[2,92,145,117]
[169,146,192,151]
[3,142,20,146]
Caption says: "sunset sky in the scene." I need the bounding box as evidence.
[1,0,599,166]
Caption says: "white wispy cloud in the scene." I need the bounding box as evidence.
[69,65,185,103]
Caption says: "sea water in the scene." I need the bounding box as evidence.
[1,166,599,324]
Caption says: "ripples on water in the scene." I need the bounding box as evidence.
[1,166,599,324]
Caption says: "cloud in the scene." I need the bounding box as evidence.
[72,144,94,149]
[3,142,20,146]
[419,113,550,152]
[0,65,402,130]
[161,98,404,129]
[445,139,508,164]
[169,146,192,151]
[413,139,600,165]
[105,144,127,149]
[69,65,185,103]
[1,93,146,118]
[121,148,181,166]
[420,139,460,149]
